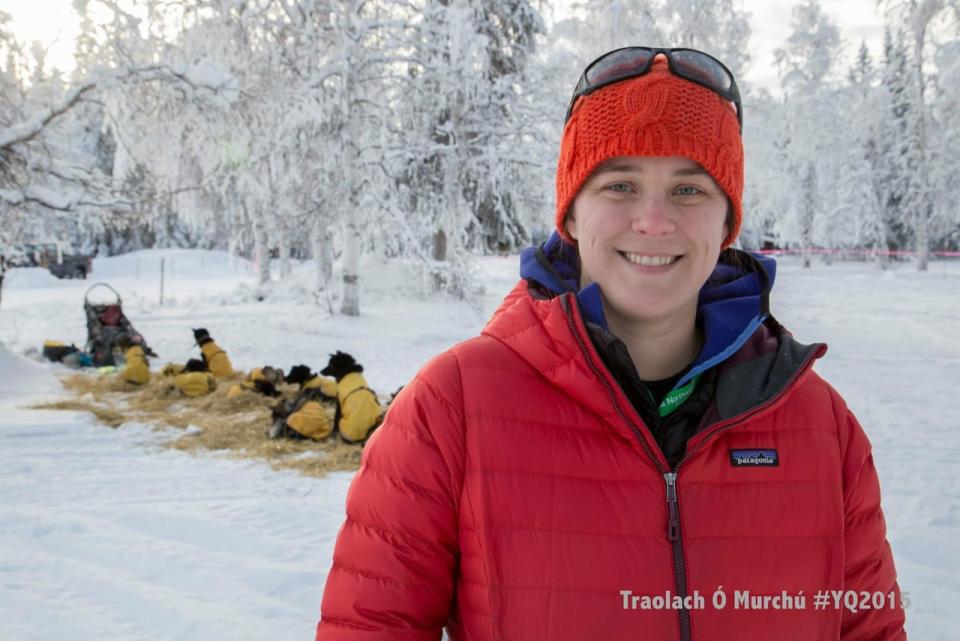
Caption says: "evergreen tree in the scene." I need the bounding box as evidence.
[772,0,842,266]
[879,0,960,269]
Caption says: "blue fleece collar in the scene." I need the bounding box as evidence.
[518,231,777,389]
[519,231,607,327]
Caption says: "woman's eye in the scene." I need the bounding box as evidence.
[605,182,632,193]
[675,185,703,196]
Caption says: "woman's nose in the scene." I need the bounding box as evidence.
[630,197,674,236]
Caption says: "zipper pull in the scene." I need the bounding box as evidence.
[664,472,680,541]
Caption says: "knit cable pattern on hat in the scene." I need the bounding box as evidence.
[556,60,743,248]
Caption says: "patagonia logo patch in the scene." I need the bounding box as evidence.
[729,449,779,467]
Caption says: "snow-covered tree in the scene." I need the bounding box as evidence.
[879,0,960,269]
[740,88,791,250]
[772,0,842,266]
[656,0,753,78]
[558,0,751,76]
[8,0,960,316]
[833,41,892,264]
[396,0,544,297]
[930,39,960,251]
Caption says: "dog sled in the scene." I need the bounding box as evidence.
[84,283,156,366]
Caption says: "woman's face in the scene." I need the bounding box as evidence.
[565,155,729,327]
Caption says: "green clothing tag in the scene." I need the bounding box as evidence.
[658,373,701,418]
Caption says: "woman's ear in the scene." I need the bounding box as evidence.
[722,201,733,244]
[564,208,578,241]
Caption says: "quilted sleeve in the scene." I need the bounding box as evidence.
[316,350,466,641]
[838,407,907,641]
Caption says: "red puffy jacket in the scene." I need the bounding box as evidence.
[317,280,905,641]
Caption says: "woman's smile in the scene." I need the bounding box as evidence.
[619,251,684,271]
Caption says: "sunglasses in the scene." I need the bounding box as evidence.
[565,46,743,131]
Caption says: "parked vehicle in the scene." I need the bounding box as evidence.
[5,241,94,279]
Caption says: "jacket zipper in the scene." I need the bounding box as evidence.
[662,345,824,641]
[663,471,691,641]
[561,294,825,641]
[560,297,694,638]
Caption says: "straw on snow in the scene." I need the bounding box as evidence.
[31,371,363,477]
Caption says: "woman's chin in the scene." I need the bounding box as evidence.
[603,294,690,327]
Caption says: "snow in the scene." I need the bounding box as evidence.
[2,266,65,289]
[181,59,237,92]
[0,408,352,641]
[25,183,76,210]
[0,344,60,400]
[0,248,957,640]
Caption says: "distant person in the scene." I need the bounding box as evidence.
[41,339,89,368]
[316,47,906,640]
[0,255,6,309]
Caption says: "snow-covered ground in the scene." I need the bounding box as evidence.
[0,249,957,640]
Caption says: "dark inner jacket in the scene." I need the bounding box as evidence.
[519,232,778,470]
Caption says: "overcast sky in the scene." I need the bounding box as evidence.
[4,0,888,91]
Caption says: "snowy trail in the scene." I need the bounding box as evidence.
[0,400,352,641]
[0,251,957,640]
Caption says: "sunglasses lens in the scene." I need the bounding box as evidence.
[584,48,654,88]
[671,50,732,94]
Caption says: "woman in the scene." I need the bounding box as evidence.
[316,47,906,641]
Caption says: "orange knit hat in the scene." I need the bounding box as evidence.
[556,57,743,248]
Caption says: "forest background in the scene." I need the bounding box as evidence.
[2,0,958,315]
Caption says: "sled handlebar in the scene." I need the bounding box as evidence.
[84,282,122,305]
